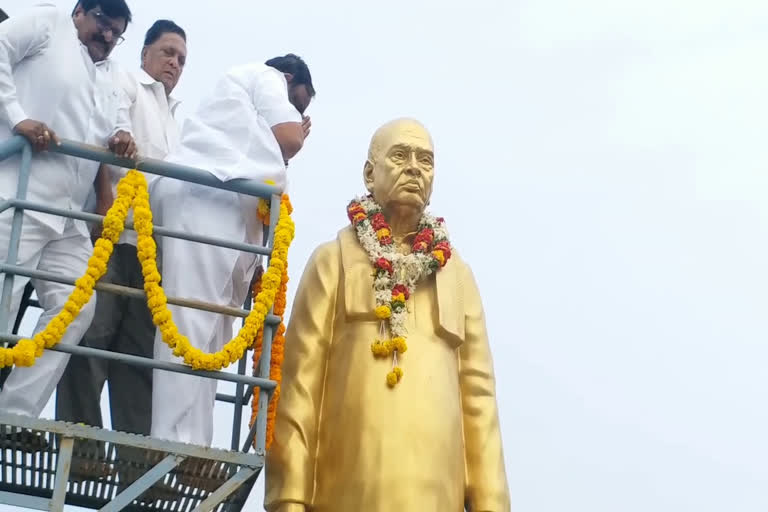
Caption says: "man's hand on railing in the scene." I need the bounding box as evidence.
[91,164,115,241]
[108,130,138,160]
[13,119,61,152]
[90,197,111,241]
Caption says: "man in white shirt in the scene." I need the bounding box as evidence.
[56,19,187,460]
[0,1,137,427]
[150,54,314,447]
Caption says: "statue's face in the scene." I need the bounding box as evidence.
[365,120,435,212]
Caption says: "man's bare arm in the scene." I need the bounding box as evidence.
[271,121,304,161]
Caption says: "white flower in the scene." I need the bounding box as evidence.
[349,195,452,342]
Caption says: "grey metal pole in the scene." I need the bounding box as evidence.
[0,142,30,333]
[0,263,283,323]
[8,198,272,256]
[49,139,282,199]
[253,194,283,454]
[0,136,25,162]
[230,229,268,452]
[0,334,276,390]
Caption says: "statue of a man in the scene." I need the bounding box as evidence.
[265,119,510,511]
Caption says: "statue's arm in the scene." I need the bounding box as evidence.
[265,241,339,512]
[459,263,511,512]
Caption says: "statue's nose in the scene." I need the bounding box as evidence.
[404,154,421,175]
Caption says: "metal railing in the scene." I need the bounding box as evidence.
[0,135,282,510]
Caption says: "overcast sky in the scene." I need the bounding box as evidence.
[2,0,768,511]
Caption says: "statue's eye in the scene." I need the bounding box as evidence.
[420,156,433,166]
[391,151,406,162]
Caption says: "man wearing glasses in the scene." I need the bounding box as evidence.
[56,19,187,481]
[0,0,137,433]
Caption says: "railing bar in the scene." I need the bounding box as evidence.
[0,136,25,161]
[0,264,280,323]
[99,455,185,512]
[0,143,31,333]
[49,139,282,199]
[8,199,272,256]
[215,393,237,404]
[241,385,255,406]
[191,467,256,512]
[51,436,74,510]
[230,266,259,452]
[0,335,276,390]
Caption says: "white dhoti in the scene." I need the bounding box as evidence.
[0,213,96,417]
[149,178,260,445]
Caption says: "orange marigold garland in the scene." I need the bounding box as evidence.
[249,194,292,449]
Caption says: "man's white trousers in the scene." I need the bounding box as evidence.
[0,213,96,417]
[149,179,257,446]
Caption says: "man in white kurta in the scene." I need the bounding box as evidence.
[150,55,315,446]
[57,20,187,447]
[0,2,136,420]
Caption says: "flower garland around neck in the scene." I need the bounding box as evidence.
[0,170,295,372]
[250,192,291,450]
[347,194,452,387]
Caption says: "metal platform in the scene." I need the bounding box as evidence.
[0,415,261,512]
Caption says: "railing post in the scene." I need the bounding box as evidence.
[253,194,282,454]
[0,142,31,333]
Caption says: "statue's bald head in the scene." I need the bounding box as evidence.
[367,118,433,162]
[364,118,435,213]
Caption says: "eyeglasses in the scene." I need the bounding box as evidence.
[88,10,125,45]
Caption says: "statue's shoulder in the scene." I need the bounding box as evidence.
[303,226,354,270]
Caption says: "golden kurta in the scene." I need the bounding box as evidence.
[265,226,510,512]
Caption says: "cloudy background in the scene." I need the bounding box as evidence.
[2,0,768,510]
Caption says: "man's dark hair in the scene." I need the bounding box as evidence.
[0,9,8,23]
[144,19,186,46]
[265,54,315,97]
[73,0,132,24]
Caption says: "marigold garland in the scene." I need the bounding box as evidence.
[249,195,291,450]
[347,195,452,387]
[0,170,295,371]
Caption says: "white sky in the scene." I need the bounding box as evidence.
[2,0,768,510]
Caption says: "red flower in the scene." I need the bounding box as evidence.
[379,236,393,246]
[392,284,410,301]
[436,217,445,224]
[415,228,434,242]
[375,257,394,275]
[371,213,388,231]
[346,203,365,222]
[412,228,434,252]
[434,241,452,259]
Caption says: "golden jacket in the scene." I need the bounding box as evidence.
[265,226,510,512]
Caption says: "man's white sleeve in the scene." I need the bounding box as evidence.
[110,67,137,137]
[251,69,302,128]
[0,4,59,129]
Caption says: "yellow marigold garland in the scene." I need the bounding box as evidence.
[0,170,295,371]
[249,195,291,450]
[0,181,134,368]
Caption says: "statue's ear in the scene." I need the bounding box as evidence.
[363,160,375,194]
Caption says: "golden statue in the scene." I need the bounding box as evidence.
[265,119,510,511]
